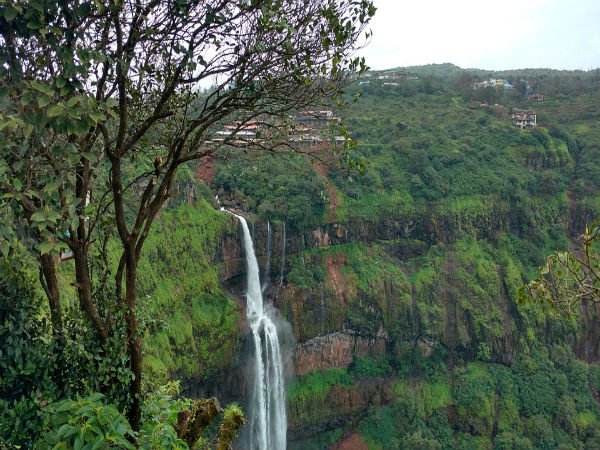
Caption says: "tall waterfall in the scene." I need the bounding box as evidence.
[236,215,287,450]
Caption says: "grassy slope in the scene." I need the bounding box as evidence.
[136,199,240,385]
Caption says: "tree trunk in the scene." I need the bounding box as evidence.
[73,246,108,343]
[125,249,142,431]
[110,157,143,430]
[39,253,62,336]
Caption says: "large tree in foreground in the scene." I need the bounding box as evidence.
[0,0,375,430]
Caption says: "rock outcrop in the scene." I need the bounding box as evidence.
[294,331,387,376]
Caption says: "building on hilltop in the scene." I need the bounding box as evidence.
[207,109,345,151]
[362,70,412,83]
[297,110,340,128]
[512,108,537,129]
[472,79,514,90]
[528,93,545,102]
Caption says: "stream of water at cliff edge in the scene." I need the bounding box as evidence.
[236,214,287,450]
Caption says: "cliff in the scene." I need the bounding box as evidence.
[203,200,599,445]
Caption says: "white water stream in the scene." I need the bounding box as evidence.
[236,215,287,450]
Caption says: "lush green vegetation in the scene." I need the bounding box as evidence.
[137,199,240,385]
[3,59,600,449]
[214,152,328,230]
[357,350,600,450]
[287,368,354,427]
[0,195,247,449]
[257,66,600,448]
[286,346,600,449]
[0,263,192,448]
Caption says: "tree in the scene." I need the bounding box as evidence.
[0,0,375,431]
[519,222,599,313]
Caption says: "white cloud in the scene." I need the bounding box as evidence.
[359,0,600,70]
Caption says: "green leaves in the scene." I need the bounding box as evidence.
[38,96,52,108]
[36,394,136,450]
[2,5,20,21]
[38,240,54,255]
[30,210,46,222]
[0,113,25,131]
[520,222,600,315]
[29,80,55,97]
[47,104,64,118]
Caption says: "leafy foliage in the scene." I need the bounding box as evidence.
[1,0,376,430]
[349,356,393,377]
[214,154,327,229]
[0,262,129,447]
[352,353,599,450]
[35,393,136,450]
[287,368,354,427]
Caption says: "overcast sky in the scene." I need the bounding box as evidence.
[358,0,600,71]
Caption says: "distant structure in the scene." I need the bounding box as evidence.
[206,110,345,149]
[472,79,513,90]
[210,121,260,148]
[296,110,340,128]
[528,93,545,102]
[365,69,408,81]
[360,70,417,87]
[290,110,343,148]
[512,109,537,129]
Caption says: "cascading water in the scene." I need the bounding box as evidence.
[236,215,287,450]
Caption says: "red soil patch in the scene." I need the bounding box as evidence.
[195,154,216,184]
[326,253,347,304]
[329,433,369,450]
[314,161,338,222]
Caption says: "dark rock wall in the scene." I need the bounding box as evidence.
[199,200,598,442]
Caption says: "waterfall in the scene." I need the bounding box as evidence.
[279,222,286,286]
[262,221,272,294]
[236,215,287,450]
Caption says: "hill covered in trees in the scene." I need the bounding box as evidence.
[206,64,600,449]
[2,63,600,449]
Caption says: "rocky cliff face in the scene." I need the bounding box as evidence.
[218,214,521,361]
[294,331,387,377]
[203,200,598,445]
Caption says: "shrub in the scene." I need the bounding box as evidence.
[349,356,393,377]
[35,393,136,450]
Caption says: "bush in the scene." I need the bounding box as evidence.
[0,265,59,446]
[349,356,393,377]
[493,431,533,450]
[35,393,136,450]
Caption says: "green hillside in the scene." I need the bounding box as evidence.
[210,66,600,449]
